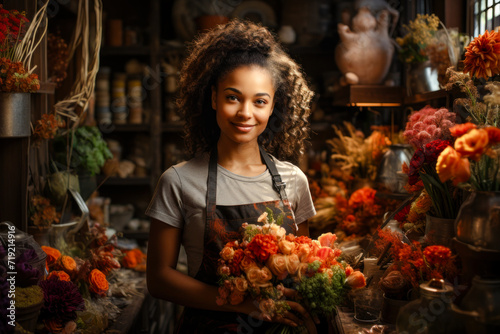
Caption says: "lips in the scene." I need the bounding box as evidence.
[232,123,255,133]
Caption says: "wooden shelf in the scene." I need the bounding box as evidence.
[162,122,184,133]
[332,85,404,106]
[101,124,150,133]
[403,89,448,105]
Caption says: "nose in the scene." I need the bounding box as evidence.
[237,101,252,118]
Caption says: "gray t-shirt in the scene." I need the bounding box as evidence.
[145,152,316,277]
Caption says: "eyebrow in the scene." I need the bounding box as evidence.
[223,87,271,98]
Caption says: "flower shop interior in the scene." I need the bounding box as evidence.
[1,0,500,333]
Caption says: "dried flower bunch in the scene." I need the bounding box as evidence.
[396,14,440,64]
[0,4,47,92]
[327,122,390,182]
[30,194,60,229]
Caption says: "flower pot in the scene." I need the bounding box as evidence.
[381,294,410,324]
[455,191,500,251]
[16,300,43,333]
[0,92,31,137]
[424,214,455,247]
[405,61,440,96]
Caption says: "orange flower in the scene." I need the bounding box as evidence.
[121,251,138,269]
[485,126,500,145]
[42,246,61,267]
[436,146,471,185]
[88,269,109,297]
[345,270,366,289]
[455,128,489,161]
[47,270,71,282]
[449,122,477,137]
[463,30,500,79]
[59,255,77,273]
[247,234,278,263]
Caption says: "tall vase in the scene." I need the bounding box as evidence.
[424,214,455,247]
[405,61,440,96]
[0,92,31,137]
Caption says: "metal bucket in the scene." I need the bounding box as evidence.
[0,92,31,137]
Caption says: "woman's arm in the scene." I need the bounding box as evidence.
[296,220,310,237]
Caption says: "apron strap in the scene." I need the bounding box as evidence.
[259,146,288,202]
[206,146,289,219]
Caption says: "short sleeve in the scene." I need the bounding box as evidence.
[291,166,316,224]
[145,167,184,228]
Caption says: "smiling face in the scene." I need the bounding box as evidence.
[212,65,276,148]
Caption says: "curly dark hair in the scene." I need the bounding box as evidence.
[177,19,314,162]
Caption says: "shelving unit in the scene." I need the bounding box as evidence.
[96,0,185,224]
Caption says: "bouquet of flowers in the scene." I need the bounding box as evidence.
[436,122,500,191]
[0,3,48,92]
[396,14,441,65]
[216,209,366,332]
[403,105,462,219]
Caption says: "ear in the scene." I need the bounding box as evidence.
[211,86,217,110]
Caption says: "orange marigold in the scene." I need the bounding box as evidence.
[246,234,278,263]
[449,122,477,137]
[42,246,61,267]
[464,30,500,79]
[47,270,71,282]
[59,255,77,273]
[88,269,109,297]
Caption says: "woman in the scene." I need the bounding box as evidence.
[146,20,317,333]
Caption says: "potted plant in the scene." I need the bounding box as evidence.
[51,126,113,201]
[0,3,47,138]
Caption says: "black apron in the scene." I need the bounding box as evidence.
[175,147,297,333]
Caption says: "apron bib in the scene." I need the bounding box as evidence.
[175,147,297,333]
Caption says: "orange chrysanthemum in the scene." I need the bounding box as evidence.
[247,234,278,262]
[88,269,109,297]
[47,270,71,282]
[449,122,477,137]
[463,30,500,79]
[41,246,61,267]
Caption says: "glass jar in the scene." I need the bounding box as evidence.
[396,279,454,334]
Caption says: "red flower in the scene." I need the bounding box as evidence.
[450,122,477,137]
[394,204,411,223]
[229,249,244,276]
[409,148,425,185]
[424,139,451,164]
[247,234,278,263]
[485,126,500,145]
[423,245,452,267]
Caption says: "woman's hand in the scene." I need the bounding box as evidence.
[235,287,318,334]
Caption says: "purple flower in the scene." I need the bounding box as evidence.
[40,279,85,322]
[15,262,41,287]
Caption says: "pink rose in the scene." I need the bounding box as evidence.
[316,247,334,261]
[278,239,296,255]
[266,254,288,279]
[318,233,337,248]
[234,276,248,292]
[284,254,300,275]
[220,246,235,261]
[229,290,246,305]
[217,265,231,276]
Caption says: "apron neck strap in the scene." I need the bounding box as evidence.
[206,146,288,218]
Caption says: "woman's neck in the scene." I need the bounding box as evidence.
[216,141,266,177]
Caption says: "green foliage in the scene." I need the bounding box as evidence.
[296,265,347,318]
[53,126,112,176]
